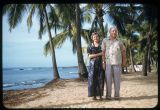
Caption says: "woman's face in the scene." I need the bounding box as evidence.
[92,34,99,43]
[110,28,118,39]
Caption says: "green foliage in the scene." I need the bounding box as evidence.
[3,3,158,71]
[44,31,68,56]
[44,4,91,55]
[3,4,27,32]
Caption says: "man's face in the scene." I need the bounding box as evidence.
[110,28,118,39]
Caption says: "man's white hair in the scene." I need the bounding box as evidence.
[108,26,119,38]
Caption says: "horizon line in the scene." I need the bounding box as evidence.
[3,65,90,68]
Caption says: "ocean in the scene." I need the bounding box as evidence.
[3,67,79,91]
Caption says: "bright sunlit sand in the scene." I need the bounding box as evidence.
[3,71,158,109]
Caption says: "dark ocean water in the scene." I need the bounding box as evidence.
[3,67,79,90]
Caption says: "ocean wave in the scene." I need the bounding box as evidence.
[3,79,50,88]
[3,83,15,87]
[69,72,77,74]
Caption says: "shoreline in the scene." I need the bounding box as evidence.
[3,72,158,108]
[3,66,80,91]
[3,78,85,107]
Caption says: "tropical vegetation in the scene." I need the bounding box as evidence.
[3,3,158,80]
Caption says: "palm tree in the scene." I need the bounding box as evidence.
[83,4,135,74]
[75,4,89,79]
[83,4,114,39]
[104,3,158,75]
[114,4,158,75]
[125,24,137,72]
[139,20,158,74]
[3,4,60,80]
[138,4,158,76]
[92,4,105,38]
[44,4,92,78]
[43,5,60,79]
[27,4,60,79]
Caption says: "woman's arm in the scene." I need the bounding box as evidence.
[88,52,102,59]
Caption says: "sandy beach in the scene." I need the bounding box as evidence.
[3,71,158,109]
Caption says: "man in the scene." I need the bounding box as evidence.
[102,26,126,100]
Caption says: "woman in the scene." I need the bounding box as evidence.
[87,32,104,100]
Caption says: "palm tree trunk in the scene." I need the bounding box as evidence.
[44,7,60,80]
[143,47,148,76]
[76,4,88,79]
[147,36,151,72]
[156,61,158,74]
[95,16,98,31]
[142,35,150,76]
[98,8,105,38]
[99,16,105,38]
[143,24,152,76]
[129,38,136,72]
[129,48,136,72]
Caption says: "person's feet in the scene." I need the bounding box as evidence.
[92,97,97,100]
[99,96,103,101]
[114,97,120,100]
[106,97,112,100]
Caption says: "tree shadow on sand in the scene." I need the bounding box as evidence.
[120,95,157,101]
[121,73,157,84]
[39,95,157,108]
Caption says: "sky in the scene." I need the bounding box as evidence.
[2,5,113,68]
[3,14,80,68]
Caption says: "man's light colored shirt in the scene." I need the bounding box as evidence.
[101,37,126,65]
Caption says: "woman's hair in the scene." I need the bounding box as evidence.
[91,32,99,39]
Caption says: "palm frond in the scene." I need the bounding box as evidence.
[8,4,27,31]
[27,4,36,32]
[81,29,91,44]
[37,5,45,39]
[72,39,77,54]
[81,11,92,24]
[53,31,69,48]
[90,15,97,32]
[38,14,45,39]
[2,4,11,15]
[44,31,68,56]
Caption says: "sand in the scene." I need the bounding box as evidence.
[3,72,158,109]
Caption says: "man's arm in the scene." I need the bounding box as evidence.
[120,42,126,67]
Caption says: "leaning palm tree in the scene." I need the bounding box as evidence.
[27,4,60,79]
[3,4,60,80]
[44,4,92,78]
